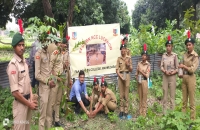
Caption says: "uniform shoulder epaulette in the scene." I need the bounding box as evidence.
[126,55,131,58]
[193,51,198,57]
[10,58,17,65]
[53,50,59,55]
[172,52,177,56]
[37,49,42,53]
[163,52,167,56]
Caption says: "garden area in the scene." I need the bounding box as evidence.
[1,71,200,130]
[1,0,200,130]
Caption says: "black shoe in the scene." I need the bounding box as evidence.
[119,112,124,119]
[54,121,62,127]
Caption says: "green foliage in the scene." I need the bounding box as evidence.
[66,112,75,122]
[130,8,200,57]
[25,16,59,49]
[183,7,200,35]
[107,112,118,123]
[81,113,88,121]
[159,111,191,130]
[0,87,14,129]
[49,127,64,130]
[149,72,163,100]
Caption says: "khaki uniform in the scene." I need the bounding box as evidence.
[63,50,71,98]
[35,49,51,130]
[160,52,178,114]
[182,50,199,120]
[47,43,57,57]
[116,55,132,114]
[47,50,64,126]
[7,54,32,130]
[135,61,150,116]
[90,86,101,110]
[98,88,117,114]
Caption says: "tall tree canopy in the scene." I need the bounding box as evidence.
[132,0,200,29]
[0,0,131,33]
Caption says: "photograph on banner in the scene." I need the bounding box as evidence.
[86,43,106,66]
[68,23,121,78]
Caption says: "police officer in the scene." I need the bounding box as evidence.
[7,33,38,130]
[47,40,60,58]
[89,77,101,112]
[47,38,66,127]
[116,42,133,119]
[89,77,117,118]
[122,36,131,57]
[35,37,56,130]
[135,44,150,117]
[160,35,179,114]
[178,31,199,120]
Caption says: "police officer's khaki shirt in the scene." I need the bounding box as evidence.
[99,88,117,106]
[50,50,64,75]
[35,49,50,84]
[161,52,179,72]
[92,86,101,97]
[135,61,151,78]
[47,43,57,57]
[7,54,31,94]
[116,55,132,72]
[183,50,199,74]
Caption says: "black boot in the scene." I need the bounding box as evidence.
[119,112,124,119]
[54,121,62,127]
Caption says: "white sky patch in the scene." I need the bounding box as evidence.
[122,0,138,16]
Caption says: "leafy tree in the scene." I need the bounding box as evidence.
[97,0,130,33]
[0,0,14,28]
[132,0,200,29]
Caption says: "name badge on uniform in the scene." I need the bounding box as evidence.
[42,58,48,63]
[21,70,25,73]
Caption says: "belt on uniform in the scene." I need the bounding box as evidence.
[15,93,30,100]
[183,70,192,75]
[120,71,129,74]
[141,77,147,80]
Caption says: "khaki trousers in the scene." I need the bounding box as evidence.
[162,74,176,114]
[46,82,62,127]
[182,74,196,120]
[118,73,130,113]
[137,80,148,116]
[13,99,32,130]
[91,94,99,109]
[100,98,117,114]
[38,82,50,130]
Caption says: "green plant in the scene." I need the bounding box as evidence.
[107,112,118,123]
[81,113,88,121]
[125,120,135,130]
[66,112,75,122]
[0,87,14,129]
[160,110,191,130]
[152,102,162,113]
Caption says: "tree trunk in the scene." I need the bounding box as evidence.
[67,0,76,27]
[42,0,54,18]
[176,10,180,29]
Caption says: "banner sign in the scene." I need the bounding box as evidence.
[68,23,121,78]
